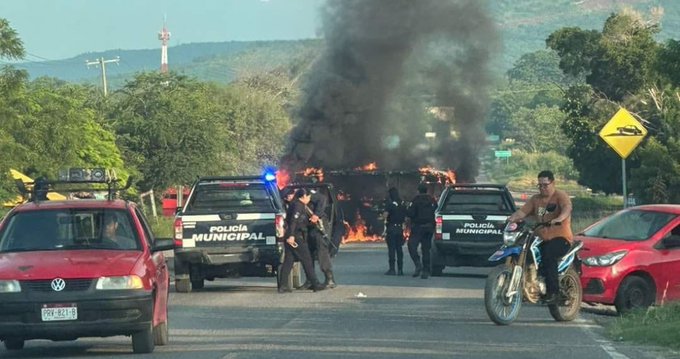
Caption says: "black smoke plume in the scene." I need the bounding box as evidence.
[283,0,499,182]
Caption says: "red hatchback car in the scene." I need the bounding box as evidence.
[578,205,680,314]
[0,193,174,353]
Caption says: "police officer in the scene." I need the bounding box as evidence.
[307,188,336,288]
[279,188,326,293]
[281,187,295,212]
[383,187,406,276]
[407,183,437,279]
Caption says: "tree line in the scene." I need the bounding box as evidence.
[0,19,294,202]
[488,9,680,204]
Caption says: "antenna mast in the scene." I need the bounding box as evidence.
[158,16,171,73]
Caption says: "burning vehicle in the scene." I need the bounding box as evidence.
[278,164,455,243]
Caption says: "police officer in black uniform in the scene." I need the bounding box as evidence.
[278,188,326,293]
[407,183,437,279]
[383,187,406,276]
[307,189,336,288]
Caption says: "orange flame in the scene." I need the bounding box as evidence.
[275,169,291,190]
[342,210,383,243]
[419,166,456,185]
[298,167,324,182]
[354,162,378,171]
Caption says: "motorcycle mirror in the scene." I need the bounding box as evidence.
[546,203,557,213]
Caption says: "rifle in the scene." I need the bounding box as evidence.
[305,205,338,251]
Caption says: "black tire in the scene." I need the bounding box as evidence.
[191,279,204,290]
[615,276,654,315]
[548,268,582,322]
[431,265,445,277]
[153,297,169,346]
[291,262,302,289]
[4,338,24,350]
[484,265,522,325]
[175,278,192,293]
[132,321,155,354]
[276,262,302,289]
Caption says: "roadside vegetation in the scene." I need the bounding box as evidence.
[607,303,680,350]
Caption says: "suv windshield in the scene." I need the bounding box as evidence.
[583,209,677,241]
[0,209,140,252]
[186,182,276,212]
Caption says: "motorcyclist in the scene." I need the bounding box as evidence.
[506,170,573,304]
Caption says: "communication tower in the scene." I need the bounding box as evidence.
[158,18,171,73]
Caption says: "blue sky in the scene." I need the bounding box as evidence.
[0,0,324,61]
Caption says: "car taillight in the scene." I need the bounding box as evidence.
[275,214,285,239]
[174,218,183,248]
[435,215,443,240]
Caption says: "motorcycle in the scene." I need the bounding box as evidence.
[484,218,584,325]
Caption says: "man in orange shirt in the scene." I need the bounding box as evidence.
[507,170,573,304]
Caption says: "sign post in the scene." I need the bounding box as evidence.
[598,108,647,208]
[494,150,511,164]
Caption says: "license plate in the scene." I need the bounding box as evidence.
[41,303,77,321]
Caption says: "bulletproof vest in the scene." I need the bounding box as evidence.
[409,194,436,225]
[386,200,407,224]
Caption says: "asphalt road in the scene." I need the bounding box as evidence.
[3,244,679,359]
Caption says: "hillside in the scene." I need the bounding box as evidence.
[14,0,680,86]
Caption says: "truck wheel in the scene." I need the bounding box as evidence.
[4,339,24,350]
[175,278,192,293]
[191,278,204,290]
[291,262,302,288]
[431,265,445,276]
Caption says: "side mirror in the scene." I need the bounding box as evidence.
[152,238,175,252]
[175,207,182,215]
[546,203,557,213]
[662,234,680,249]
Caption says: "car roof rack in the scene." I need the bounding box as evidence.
[16,168,133,202]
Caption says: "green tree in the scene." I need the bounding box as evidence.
[214,84,292,175]
[505,105,569,153]
[0,19,26,201]
[110,72,226,192]
[547,12,659,101]
[630,138,680,203]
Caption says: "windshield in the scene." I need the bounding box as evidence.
[583,209,677,241]
[186,182,276,212]
[442,192,511,213]
[0,209,140,252]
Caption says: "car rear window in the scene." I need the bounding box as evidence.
[583,209,677,241]
[186,182,276,212]
[0,209,140,252]
[442,191,511,212]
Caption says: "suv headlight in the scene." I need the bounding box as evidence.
[583,250,628,267]
[95,275,144,290]
[0,280,21,293]
[503,232,520,245]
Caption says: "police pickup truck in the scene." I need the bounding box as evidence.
[431,183,516,275]
[173,175,285,293]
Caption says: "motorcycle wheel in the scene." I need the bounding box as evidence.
[549,268,582,321]
[484,265,522,325]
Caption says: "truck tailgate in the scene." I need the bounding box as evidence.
[180,213,278,249]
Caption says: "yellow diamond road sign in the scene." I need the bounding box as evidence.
[599,108,647,159]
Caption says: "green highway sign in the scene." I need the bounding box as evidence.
[494,150,511,158]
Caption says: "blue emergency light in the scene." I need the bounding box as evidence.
[263,169,277,182]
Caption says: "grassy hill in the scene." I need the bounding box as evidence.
[14,0,680,86]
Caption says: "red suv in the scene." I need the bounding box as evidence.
[0,175,174,353]
[578,205,680,314]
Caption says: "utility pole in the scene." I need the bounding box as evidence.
[86,56,120,96]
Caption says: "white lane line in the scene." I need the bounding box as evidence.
[576,318,630,359]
